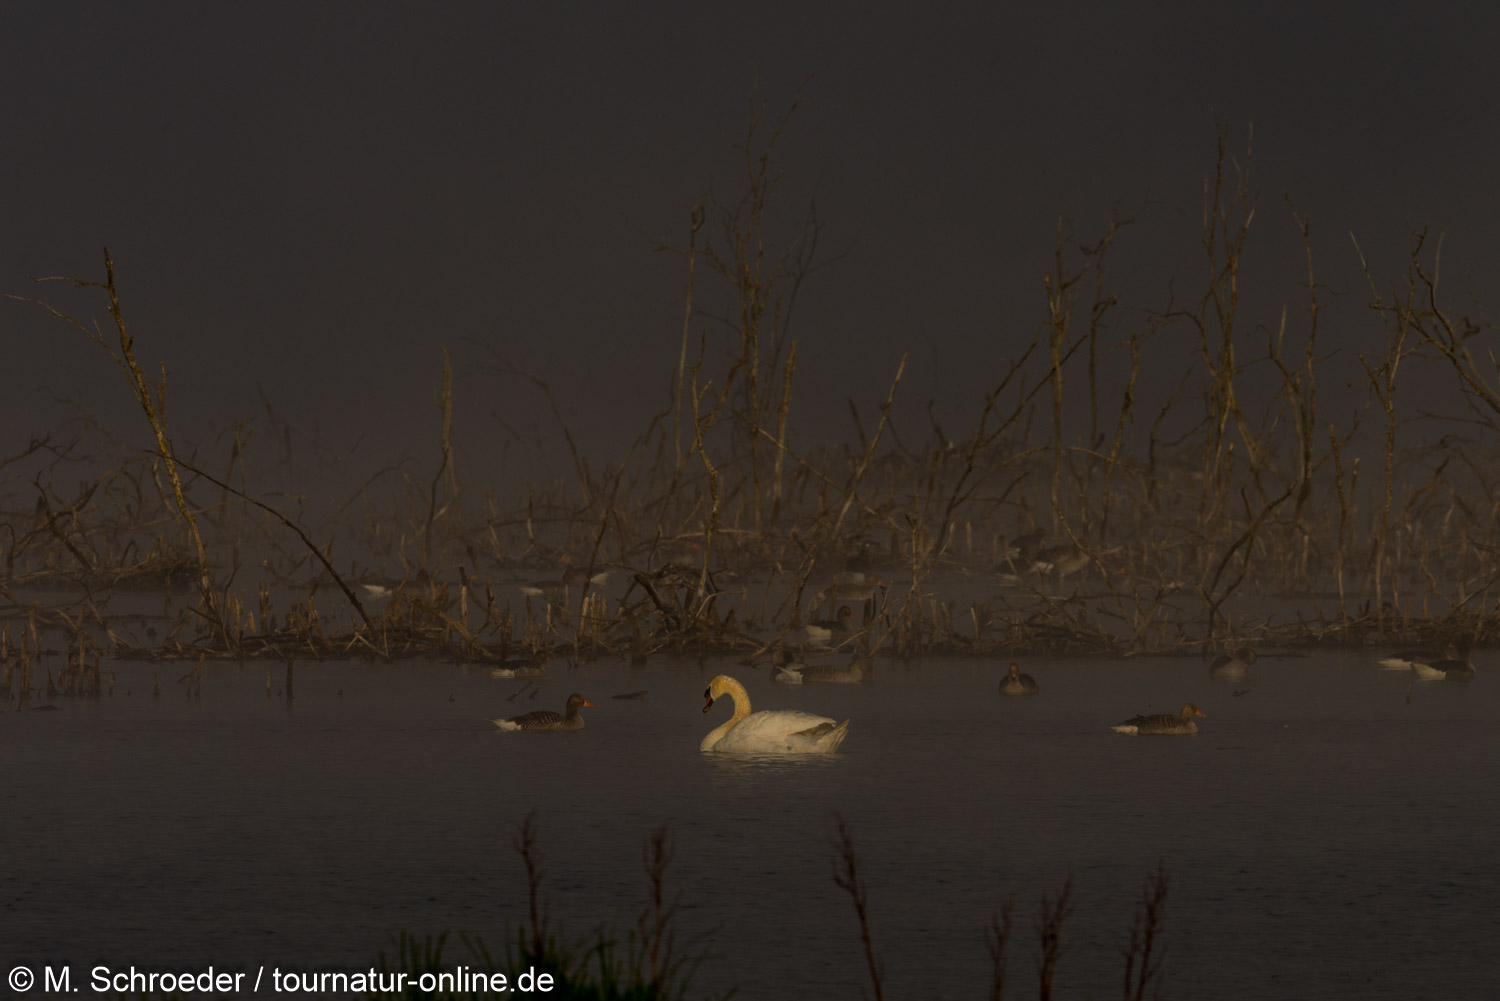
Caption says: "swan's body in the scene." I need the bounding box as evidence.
[700,675,849,752]
[491,693,592,731]
[1410,644,1475,682]
[1209,646,1257,683]
[804,605,855,645]
[999,662,1038,695]
[1110,702,1205,735]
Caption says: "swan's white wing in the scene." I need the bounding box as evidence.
[714,710,849,753]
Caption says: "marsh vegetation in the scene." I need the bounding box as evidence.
[6,114,1500,710]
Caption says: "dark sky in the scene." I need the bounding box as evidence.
[5,2,1496,487]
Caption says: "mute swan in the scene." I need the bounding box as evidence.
[999,662,1038,695]
[491,693,593,731]
[700,675,849,752]
[1110,702,1205,735]
[804,605,855,645]
[1209,646,1256,682]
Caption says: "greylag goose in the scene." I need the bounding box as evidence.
[700,675,849,752]
[1209,646,1256,682]
[844,551,872,576]
[1377,646,1440,671]
[490,692,593,731]
[1030,542,1091,580]
[804,605,855,645]
[1110,702,1205,735]
[489,654,549,679]
[770,648,808,684]
[518,558,609,598]
[823,575,884,604]
[1410,644,1475,682]
[776,652,873,685]
[999,662,1038,695]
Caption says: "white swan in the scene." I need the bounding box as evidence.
[700,675,850,753]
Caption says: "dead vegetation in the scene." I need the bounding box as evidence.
[6,117,1500,701]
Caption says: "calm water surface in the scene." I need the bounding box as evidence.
[5,651,1496,999]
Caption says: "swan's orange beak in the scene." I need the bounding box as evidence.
[702,691,714,713]
[583,699,596,708]
[1194,708,1207,717]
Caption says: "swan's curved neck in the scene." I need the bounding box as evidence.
[717,677,751,722]
[701,677,753,751]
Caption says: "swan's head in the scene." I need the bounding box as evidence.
[1233,647,1257,665]
[1182,702,1206,718]
[702,674,748,714]
[565,693,594,712]
[703,674,728,713]
[1007,662,1021,678]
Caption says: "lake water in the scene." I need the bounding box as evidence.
[4,649,1495,999]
